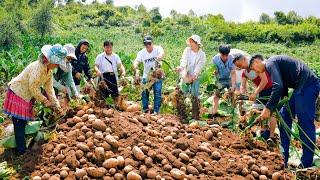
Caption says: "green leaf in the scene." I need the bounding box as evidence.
[25,121,43,135]
[0,136,16,149]
[34,132,44,142]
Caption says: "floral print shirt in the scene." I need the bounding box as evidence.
[8,59,60,108]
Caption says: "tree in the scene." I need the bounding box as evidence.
[188,9,196,17]
[259,13,271,24]
[170,10,178,18]
[137,4,147,14]
[150,7,162,23]
[31,0,53,37]
[287,11,302,24]
[274,11,287,25]
[105,0,113,5]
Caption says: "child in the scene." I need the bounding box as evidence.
[3,44,66,154]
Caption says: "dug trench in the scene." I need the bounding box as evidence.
[1,103,295,179]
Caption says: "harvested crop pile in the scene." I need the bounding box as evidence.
[28,105,293,179]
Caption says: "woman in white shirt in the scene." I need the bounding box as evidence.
[176,35,206,122]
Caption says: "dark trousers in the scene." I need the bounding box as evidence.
[12,117,27,154]
[102,72,119,97]
[279,80,320,168]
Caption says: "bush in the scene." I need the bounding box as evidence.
[142,19,151,27]
[31,0,53,37]
[177,15,191,26]
[0,14,20,48]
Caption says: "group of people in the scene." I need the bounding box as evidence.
[2,34,320,168]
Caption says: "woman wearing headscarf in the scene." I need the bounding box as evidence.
[53,44,79,99]
[72,39,93,94]
[2,44,67,154]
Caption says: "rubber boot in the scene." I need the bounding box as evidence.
[192,96,200,120]
[174,88,188,123]
[113,96,121,110]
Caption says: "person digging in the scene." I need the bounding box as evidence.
[176,35,206,123]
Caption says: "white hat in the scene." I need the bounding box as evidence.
[63,44,77,60]
[186,34,202,47]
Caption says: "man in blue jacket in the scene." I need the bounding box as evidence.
[249,54,320,168]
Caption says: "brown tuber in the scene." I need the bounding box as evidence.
[132,146,145,160]
[103,158,119,169]
[127,171,142,180]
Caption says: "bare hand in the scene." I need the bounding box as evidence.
[134,76,141,85]
[43,99,52,107]
[249,93,257,101]
[175,67,183,73]
[75,72,81,80]
[63,86,68,94]
[258,108,271,121]
[96,70,102,77]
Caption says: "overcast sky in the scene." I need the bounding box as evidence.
[106,0,320,22]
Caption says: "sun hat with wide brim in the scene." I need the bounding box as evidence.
[186,34,202,47]
[63,44,77,60]
[41,44,67,67]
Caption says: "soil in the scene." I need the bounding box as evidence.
[1,101,320,179]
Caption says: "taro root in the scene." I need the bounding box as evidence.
[105,135,119,148]
[92,119,107,131]
[127,171,142,180]
[75,168,87,178]
[103,158,119,169]
[117,156,125,168]
[205,130,214,140]
[77,143,90,152]
[147,169,157,179]
[86,167,106,178]
[187,165,199,175]
[170,168,186,180]
[211,151,221,161]
[132,146,145,161]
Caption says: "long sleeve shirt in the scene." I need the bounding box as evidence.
[179,47,206,78]
[71,53,92,85]
[53,63,79,97]
[8,60,60,108]
[265,55,319,111]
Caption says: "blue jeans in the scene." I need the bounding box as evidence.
[279,80,320,168]
[142,79,162,113]
[181,79,200,97]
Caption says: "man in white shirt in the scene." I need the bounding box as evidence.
[133,35,165,114]
[94,40,126,107]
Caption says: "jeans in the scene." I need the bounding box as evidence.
[279,80,320,168]
[181,79,200,97]
[12,117,27,154]
[142,79,162,113]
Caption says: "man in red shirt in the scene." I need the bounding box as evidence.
[233,53,277,145]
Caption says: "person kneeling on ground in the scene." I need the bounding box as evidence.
[2,44,66,154]
[133,35,165,114]
[233,53,277,146]
[94,40,126,108]
[250,54,320,168]
[53,44,80,100]
[176,35,205,123]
